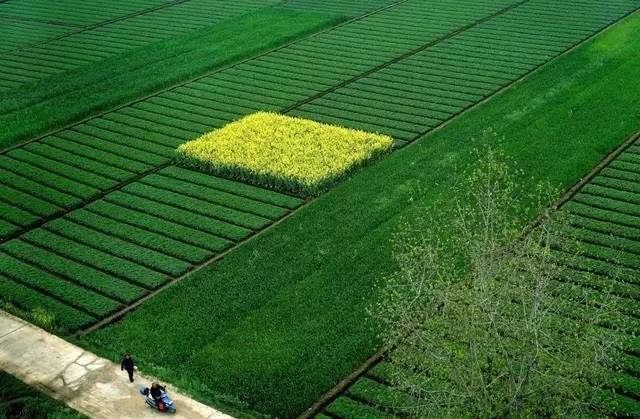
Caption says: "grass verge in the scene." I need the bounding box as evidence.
[0,9,341,150]
[81,10,640,418]
[0,372,87,418]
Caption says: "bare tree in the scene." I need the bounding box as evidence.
[372,148,620,418]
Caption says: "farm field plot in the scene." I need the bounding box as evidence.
[82,8,640,417]
[0,0,285,91]
[2,0,637,241]
[0,165,301,331]
[1,0,639,417]
[290,0,638,144]
[320,138,640,418]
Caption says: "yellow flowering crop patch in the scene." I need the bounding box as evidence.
[176,112,393,196]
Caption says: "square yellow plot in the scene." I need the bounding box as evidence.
[176,112,393,196]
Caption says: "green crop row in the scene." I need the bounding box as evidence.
[290,109,414,143]
[101,110,186,143]
[183,81,288,109]
[89,116,182,150]
[0,0,162,26]
[601,166,640,184]
[141,174,289,221]
[25,142,132,182]
[117,106,201,138]
[368,361,395,384]
[568,212,640,242]
[55,130,158,168]
[573,193,640,218]
[127,102,215,135]
[348,377,413,415]
[197,75,306,104]
[0,155,95,199]
[160,166,302,209]
[562,225,640,259]
[134,100,228,132]
[67,209,210,264]
[0,219,18,237]
[87,200,231,253]
[45,218,190,277]
[0,249,120,317]
[105,190,250,242]
[593,175,640,195]
[0,200,38,227]
[583,184,640,206]
[0,273,94,331]
[330,88,453,120]
[72,123,172,162]
[558,266,640,303]
[125,181,269,231]
[0,183,60,218]
[565,202,640,232]
[7,147,116,190]
[610,159,640,175]
[2,238,144,303]
[552,249,640,288]
[618,152,640,166]
[22,228,167,289]
[158,90,252,119]
[325,396,394,418]
[307,97,441,132]
[44,135,147,173]
[554,233,640,276]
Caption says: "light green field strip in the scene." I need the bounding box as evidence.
[0,166,302,331]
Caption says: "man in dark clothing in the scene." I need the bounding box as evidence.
[120,353,135,382]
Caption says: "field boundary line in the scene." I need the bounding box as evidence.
[0,0,192,56]
[281,0,530,114]
[77,196,314,335]
[554,131,640,211]
[0,0,408,156]
[299,344,393,418]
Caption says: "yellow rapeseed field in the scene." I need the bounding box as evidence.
[176,112,393,195]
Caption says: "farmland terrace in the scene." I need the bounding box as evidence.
[1,0,640,417]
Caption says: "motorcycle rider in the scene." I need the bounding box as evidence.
[150,382,167,408]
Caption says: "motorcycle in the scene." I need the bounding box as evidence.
[140,385,177,413]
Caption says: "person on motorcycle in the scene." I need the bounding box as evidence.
[150,382,166,405]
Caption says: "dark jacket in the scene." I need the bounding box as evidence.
[151,385,166,400]
[121,357,135,371]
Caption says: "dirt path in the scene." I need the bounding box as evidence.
[0,310,233,419]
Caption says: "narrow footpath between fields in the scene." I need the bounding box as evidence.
[0,310,233,419]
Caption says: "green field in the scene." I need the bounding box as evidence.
[0,372,87,418]
[1,0,640,417]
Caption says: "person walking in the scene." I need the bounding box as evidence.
[120,353,136,382]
